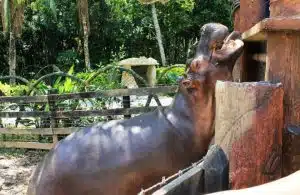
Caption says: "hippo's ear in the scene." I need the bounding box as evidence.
[211,31,244,68]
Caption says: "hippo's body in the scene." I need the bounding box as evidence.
[27,95,208,195]
[27,23,244,195]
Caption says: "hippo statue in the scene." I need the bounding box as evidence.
[27,23,244,195]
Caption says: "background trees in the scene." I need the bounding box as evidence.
[0,0,232,79]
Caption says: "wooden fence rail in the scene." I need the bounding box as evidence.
[0,86,178,150]
[0,86,178,103]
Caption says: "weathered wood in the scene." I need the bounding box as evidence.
[242,17,300,41]
[122,93,131,119]
[0,86,178,104]
[0,127,80,135]
[0,106,167,118]
[270,0,300,17]
[48,89,58,145]
[215,81,284,189]
[0,141,53,150]
[233,7,240,32]
[232,7,242,82]
[265,31,300,176]
[239,0,268,32]
[152,145,229,195]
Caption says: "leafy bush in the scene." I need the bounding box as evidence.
[76,68,123,91]
[156,65,185,85]
[0,82,28,96]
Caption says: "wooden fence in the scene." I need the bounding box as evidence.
[0,86,178,150]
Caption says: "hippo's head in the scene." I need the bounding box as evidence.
[179,23,244,106]
[177,23,244,154]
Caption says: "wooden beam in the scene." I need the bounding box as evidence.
[242,16,300,41]
[270,0,300,17]
[0,86,178,104]
[0,141,53,150]
[215,81,284,189]
[265,31,300,176]
[0,127,80,135]
[239,0,268,33]
[0,106,167,118]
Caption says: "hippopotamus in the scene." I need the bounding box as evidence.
[27,23,244,195]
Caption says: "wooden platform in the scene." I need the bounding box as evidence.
[242,16,300,41]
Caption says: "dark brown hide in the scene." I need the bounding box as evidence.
[27,23,244,195]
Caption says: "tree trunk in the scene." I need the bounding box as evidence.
[82,16,91,71]
[8,31,16,85]
[151,3,167,66]
[83,31,90,71]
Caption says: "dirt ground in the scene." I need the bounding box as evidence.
[0,150,45,195]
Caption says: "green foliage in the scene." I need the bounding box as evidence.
[157,66,185,85]
[53,65,79,93]
[55,49,81,72]
[76,68,123,91]
[0,0,233,77]
[0,82,28,96]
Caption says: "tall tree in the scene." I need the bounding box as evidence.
[138,0,168,66]
[1,0,26,84]
[77,0,90,71]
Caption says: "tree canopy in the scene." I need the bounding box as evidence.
[0,0,233,79]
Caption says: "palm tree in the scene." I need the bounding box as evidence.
[1,0,26,84]
[77,0,91,71]
[138,0,168,66]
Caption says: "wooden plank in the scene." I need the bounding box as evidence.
[0,106,167,118]
[152,145,228,195]
[215,81,284,189]
[232,7,243,82]
[242,17,300,41]
[265,31,300,176]
[0,86,178,104]
[240,0,268,32]
[270,0,300,17]
[49,89,58,144]
[0,127,80,135]
[0,141,53,150]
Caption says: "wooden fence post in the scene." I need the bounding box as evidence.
[214,81,284,189]
[48,89,58,145]
[122,89,131,119]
